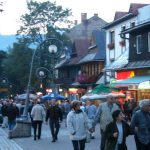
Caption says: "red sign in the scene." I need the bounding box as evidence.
[116,71,134,80]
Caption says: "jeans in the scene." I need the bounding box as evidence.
[72,139,86,150]
[33,120,42,139]
[8,120,16,130]
[49,119,60,140]
[100,129,106,150]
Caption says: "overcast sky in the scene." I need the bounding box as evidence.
[0,0,149,35]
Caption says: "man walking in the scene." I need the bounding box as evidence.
[92,94,120,150]
[46,99,63,142]
[130,99,150,150]
[31,99,45,140]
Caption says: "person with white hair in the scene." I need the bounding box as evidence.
[91,94,120,150]
[130,99,150,150]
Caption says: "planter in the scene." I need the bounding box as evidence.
[119,40,125,47]
[107,43,114,50]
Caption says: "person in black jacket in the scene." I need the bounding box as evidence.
[45,99,62,142]
[105,110,131,150]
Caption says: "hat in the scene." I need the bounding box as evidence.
[139,99,150,108]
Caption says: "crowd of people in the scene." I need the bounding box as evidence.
[0,95,150,150]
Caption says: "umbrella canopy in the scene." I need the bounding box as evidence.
[41,92,66,100]
[89,84,110,94]
[15,93,38,100]
[80,93,108,100]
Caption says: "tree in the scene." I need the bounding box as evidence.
[17,0,72,44]
[3,40,33,94]
[16,0,72,92]
[0,50,7,75]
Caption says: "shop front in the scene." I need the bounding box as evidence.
[111,75,150,101]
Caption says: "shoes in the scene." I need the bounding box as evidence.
[38,137,41,140]
[51,139,56,142]
[55,136,58,140]
[34,137,36,141]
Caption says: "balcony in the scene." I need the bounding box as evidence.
[76,74,99,84]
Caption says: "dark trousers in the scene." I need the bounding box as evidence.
[100,129,106,150]
[135,137,150,150]
[33,120,42,139]
[72,139,86,150]
[49,119,60,140]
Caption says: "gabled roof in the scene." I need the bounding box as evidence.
[103,3,148,29]
[129,3,148,14]
[114,11,128,20]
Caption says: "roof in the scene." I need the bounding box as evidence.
[105,50,129,71]
[78,30,106,64]
[103,3,148,29]
[114,11,128,20]
[121,21,150,34]
[125,60,150,69]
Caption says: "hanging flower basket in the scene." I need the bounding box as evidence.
[107,43,114,50]
[119,40,125,47]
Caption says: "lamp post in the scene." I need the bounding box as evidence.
[23,38,63,118]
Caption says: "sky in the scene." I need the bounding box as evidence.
[0,0,149,35]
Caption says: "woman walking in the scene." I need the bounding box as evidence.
[67,100,91,150]
[105,110,130,150]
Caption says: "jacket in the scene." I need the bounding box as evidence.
[130,110,150,145]
[45,105,62,122]
[31,104,45,121]
[67,109,89,140]
[93,102,120,131]
[105,121,130,150]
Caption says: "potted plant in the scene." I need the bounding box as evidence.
[119,40,125,47]
[107,42,114,50]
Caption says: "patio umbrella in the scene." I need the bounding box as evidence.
[15,93,38,100]
[80,93,108,101]
[41,92,66,100]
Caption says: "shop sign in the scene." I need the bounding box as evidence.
[116,71,135,80]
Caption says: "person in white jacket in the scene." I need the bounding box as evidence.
[31,99,45,140]
[67,100,92,150]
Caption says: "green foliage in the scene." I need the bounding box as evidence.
[3,41,33,94]
[17,0,72,44]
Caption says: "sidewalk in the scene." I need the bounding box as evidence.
[0,122,136,150]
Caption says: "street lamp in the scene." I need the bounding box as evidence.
[23,38,63,118]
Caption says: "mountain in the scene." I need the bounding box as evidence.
[0,35,18,51]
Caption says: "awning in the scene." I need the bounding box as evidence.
[89,84,110,94]
[111,76,150,89]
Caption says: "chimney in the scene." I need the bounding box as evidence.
[94,13,98,17]
[81,13,87,23]
[74,20,78,25]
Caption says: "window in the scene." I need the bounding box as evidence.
[109,30,115,43]
[148,32,150,52]
[130,22,135,28]
[136,35,142,54]
[121,26,126,38]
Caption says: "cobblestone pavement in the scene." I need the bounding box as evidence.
[1,122,137,150]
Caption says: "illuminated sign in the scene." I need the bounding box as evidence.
[117,71,135,80]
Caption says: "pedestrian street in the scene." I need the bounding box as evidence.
[0,121,137,150]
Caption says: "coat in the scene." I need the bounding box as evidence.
[67,109,89,141]
[105,121,130,150]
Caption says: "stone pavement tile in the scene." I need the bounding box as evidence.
[0,128,23,150]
